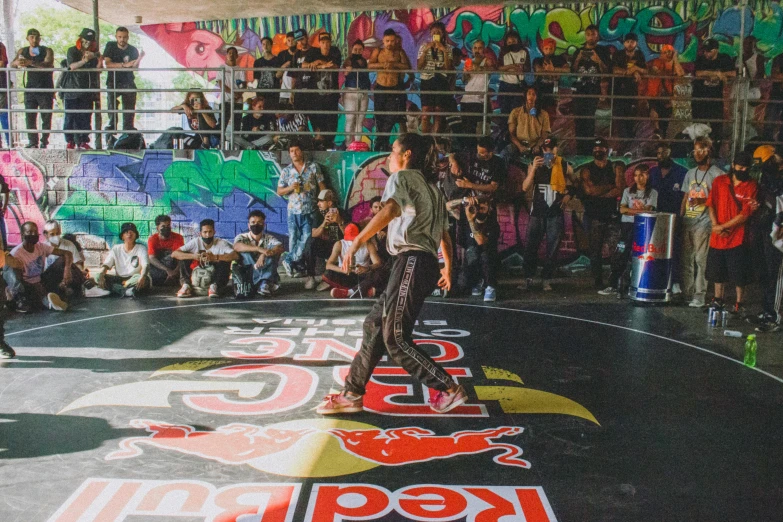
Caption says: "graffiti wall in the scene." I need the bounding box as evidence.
[3,149,694,268]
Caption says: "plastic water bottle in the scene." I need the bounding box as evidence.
[743,334,757,367]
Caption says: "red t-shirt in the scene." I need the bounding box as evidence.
[706,174,757,249]
[147,232,185,256]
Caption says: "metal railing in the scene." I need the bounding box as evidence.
[1,65,780,154]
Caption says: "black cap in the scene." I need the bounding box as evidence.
[733,151,752,168]
[319,32,332,41]
[542,137,558,149]
[593,137,608,149]
[119,222,139,240]
[293,28,307,41]
[623,33,638,42]
[79,28,96,41]
[703,38,719,51]
[27,28,40,37]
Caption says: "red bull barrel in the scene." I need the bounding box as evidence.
[629,212,676,303]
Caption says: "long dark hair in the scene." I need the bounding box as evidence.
[397,133,438,184]
[630,164,652,199]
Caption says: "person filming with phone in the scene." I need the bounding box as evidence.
[300,189,348,291]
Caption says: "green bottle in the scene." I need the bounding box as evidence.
[743,334,757,368]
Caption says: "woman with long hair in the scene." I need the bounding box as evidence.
[172,91,217,149]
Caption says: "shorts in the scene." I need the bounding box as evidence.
[419,76,452,110]
[706,245,752,286]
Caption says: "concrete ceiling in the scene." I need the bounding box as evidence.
[58,0,508,25]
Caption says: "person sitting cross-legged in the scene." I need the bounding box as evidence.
[147,214,184,287]
[173,219,238,298]
[95,222,151,298]
[42,219,109,298]
[232,210,285,298]
[323,223,385,299]
[301,189,348,291]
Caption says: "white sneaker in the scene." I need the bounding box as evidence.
[688,298,705,308]
[672,283,682,295]
[176,283,192,298]
[47,292,68,311]
[597,287,617,296]
[84,285,110,298]
[316,281,330,292]
[208,283,219,298]
[304,276,316,290]
[270,283,280,293]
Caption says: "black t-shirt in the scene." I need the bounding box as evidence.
[21,46,54,89]
[311,208,347,243]
[533,54,568,93]
[304,46,342,96]
[572,46,611,92]
[103,41,139,87]
[463,152,506,197]
[611,49,646,95]
[457,207,500,249]
[530,158,568,218]
[693,53,735,100]
[439,171,469,202]
[292,48,314,88]
[240,113,276,136]
[581,161,617,220]
[253,55,280,90]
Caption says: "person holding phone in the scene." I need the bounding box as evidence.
[300,189,348,290]
[63,28,100,149]
[519,137,574,292]
[12,29,55,149]
[417,22,453,134]
[172,91,217,149]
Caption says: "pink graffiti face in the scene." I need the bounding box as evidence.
[0,151,47,245]
[184,29,226,77]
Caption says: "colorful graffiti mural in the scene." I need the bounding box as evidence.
[3,149,695,268]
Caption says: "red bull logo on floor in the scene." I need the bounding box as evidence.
[49,479,558,522]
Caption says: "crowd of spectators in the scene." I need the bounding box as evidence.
[3,23,782,153]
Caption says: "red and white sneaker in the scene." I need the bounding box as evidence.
[208,284,219,298]
[316,392,363,415]
[66,142,76,150]
[429,385,467,413]
[176,283,192,298]
[330,288,350,299]
[79,143,92,150]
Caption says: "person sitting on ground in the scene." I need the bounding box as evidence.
[172,91,218,149]
[323,223,384,299]
[446,195,500,301]
[0,249,15,359]
[95,222,150,298]
[360,196,391,262]
[506,86,550,166]
[302,189,348,290]
[232,209,284,298]
[519,137,574,292]
[172,218,238,298]
[147,214,184,287]
[42,219,108,298]
[599,164,658,298]
[237,96,277,150]
[10,221,72,311]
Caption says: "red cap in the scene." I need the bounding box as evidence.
[344,223,360,241]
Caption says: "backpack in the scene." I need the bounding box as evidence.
[232,264,255,298]
[109,131,146,150]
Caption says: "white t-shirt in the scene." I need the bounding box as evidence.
[11,243,54,284]
[461,58,492,104]
[103,243,149,278]
[620,188,659,223]
[382,169,448,257]
[179,237,235,256]
[500,49,528,85]
[338,240,370,267]
[45,237,84,269]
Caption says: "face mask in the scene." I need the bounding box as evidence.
[352,53,363,60]
[476,212,489,221]
[202,236,215,245]
[733,168,751,182]
[659,158,673,169]
[24,234,39,245]
[507,43,523,52]
[594,151,607,161]
[249,224,264,235]
[159,226,171,237]
[48,235,61,246]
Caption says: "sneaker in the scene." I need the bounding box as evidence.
[316,392,363,415]
[431,288,442,297]
[282,258,293,277]
[176,283,193,298]
[542,280,553,292]
[672,283,682,295]
[709,298,725,310]
[208,284,219,298]
[259,282,271,296]
[429,385,468,413]
[316,281,331,292]
[269,283,280,293]
[756,321,781,333]
[13,298,30,314]
[729,302,747,316]
[365,287,376,298]
[25,143,37,149]
[331,288,350,299]
[47,292,68,311]
[79,143,92,150]
[304,276,316,290]
[84,285,111,298]
[292,270,305,279]
[483,286,496,302]
[517,278,533,291]
[471,284,483,296]
[597,286,617,296]
[66,142,76,150]
[0,342,15,359]
[688,298,706,308]
[746,312,770,325]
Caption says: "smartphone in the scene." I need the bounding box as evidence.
[544,152,554,167]
[432,34,442,43]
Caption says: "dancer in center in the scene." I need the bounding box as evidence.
[317,133,468,414]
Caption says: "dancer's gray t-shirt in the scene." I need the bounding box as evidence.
[382,169,448,257]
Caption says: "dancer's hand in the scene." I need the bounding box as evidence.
[438,266,451,291]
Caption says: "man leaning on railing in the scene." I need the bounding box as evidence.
[103,26,143,140]
[63,28,100,150]
[12,28,54,149]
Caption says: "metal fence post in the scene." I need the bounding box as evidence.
[481,70,488,136]
[229,67,235,149]
[220,67,227,149]
[5,67,13,148]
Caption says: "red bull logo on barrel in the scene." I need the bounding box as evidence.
[630,212,677,303]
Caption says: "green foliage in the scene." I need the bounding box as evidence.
[17,6,140,61]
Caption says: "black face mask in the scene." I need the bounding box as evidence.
[202,236,215,245]
[23,234,39,245]
[594,151,607,161]
[506,43,523,52]
[733,168,751,182]
[659,158,673,169]
[159,226,172,237]
[249,224,264,235]
[476,212,489,222]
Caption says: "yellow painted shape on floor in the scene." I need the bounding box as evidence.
[151,360,226,377]
[482,366,524,384]
[475,385,600,425]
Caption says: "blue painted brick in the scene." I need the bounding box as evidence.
[215,221,236,239]
[117,191,148,205]
[98,177,129,191]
